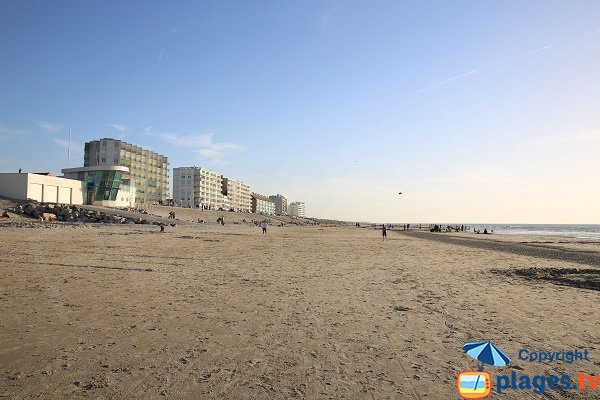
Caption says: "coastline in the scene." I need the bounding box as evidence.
[394,229,600,267]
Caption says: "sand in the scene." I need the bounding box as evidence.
[0,219,598,399]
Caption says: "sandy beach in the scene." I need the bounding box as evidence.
[0,218,598,399]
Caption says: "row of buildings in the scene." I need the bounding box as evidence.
[172,166,305,217]
[0,137,306,217]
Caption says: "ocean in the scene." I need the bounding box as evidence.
[468,224,600,240]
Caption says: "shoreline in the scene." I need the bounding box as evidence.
[394,229,600,268]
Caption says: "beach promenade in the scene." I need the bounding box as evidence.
[0,222,598,399]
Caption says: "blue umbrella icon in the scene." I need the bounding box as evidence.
[463,341,510,395]
[463,341,511,370]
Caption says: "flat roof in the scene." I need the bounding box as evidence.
[61,166,130,173]
[251,193,273,202]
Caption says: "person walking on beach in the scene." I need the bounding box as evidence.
[381,224,387,240]
[260,221,268,234]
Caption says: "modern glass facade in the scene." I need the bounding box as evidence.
[84,139,168,204]
[87,170,123,201]
[61,166,135,207]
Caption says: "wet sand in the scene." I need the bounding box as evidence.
[0,222,598,399]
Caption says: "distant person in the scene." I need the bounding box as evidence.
[483,229,489,234]
[260,221,268,234]
[160,224,165,233]
[381,224,387,240]
[18,168,22,173]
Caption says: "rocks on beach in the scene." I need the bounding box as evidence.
[11,201,164,226]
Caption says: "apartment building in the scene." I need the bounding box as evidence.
[289,201,306,218]
[251,193,275,215]
[222,178,251,212]
[173,167,224,210]
[269,194,288,215]
[84,138,168,204]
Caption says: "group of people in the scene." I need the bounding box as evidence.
[429,224,470,233]
[167,211,176,219]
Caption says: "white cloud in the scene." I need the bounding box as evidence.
[144,127,245,164]
[37,121,64,133]
[53,138,84,158]
[410,69,478,95]
[487,56,517,67]
[109,123,127,139]
[155,48,165,69]
[531,44,553,53]
[109,123,127,133]
[0,123,28,140]
[198,142,245,163]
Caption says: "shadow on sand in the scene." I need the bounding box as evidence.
[492,267,600,292]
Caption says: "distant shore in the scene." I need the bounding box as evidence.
[395,229,600,268]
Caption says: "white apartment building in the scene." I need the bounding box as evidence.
[289,201,306,218]
[222,178,251,212]
[173,167,224,209]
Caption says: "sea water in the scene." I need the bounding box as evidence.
[470,224,600,240]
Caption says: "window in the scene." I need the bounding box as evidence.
[101,157,106,162]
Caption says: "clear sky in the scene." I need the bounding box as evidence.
[1,1,599,223]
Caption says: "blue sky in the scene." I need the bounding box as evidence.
[1,1,599,223]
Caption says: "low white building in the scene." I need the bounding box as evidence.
[289,201,306,218]
[0,173,84,204]
[61,166,136,207]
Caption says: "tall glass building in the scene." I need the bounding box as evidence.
[84,138,168,204]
